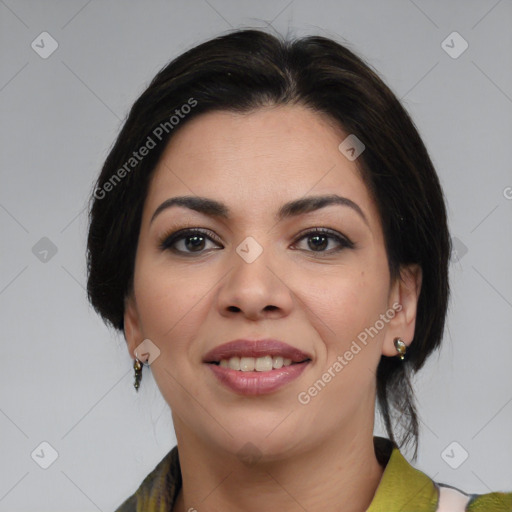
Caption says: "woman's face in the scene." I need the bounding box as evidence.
[124,105,419,459]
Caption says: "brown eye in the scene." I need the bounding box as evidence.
[182,234,207,252]
[293,228,354,254]
[159,229,222,255]
[307,234,329,251]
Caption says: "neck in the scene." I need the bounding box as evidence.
[172,420,385,512]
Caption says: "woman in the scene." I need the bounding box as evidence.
[86,29,511,511]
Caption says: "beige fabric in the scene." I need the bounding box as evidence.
[436,486,471,512]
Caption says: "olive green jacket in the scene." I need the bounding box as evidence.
[114,438,512,511]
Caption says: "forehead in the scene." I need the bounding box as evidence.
[144,105,379,226]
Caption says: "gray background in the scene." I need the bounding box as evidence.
[1,0,511,510]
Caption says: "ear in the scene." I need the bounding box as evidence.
[381,264,422,357]
[123,293,143,360]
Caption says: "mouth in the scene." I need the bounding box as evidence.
[203,338,312,368]
[203,339,312,395]
[208,355,310,371]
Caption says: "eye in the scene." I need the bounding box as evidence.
[292,228,354,254]
[159,228,223,255]
[158,227,354,256]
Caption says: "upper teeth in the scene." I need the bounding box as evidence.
[219,356,293,371]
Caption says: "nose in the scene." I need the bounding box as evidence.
[216,244,294,321]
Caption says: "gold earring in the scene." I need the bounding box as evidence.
[133,357,143,391]
[393,338,407,360]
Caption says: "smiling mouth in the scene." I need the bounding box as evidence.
[208,355,311,372]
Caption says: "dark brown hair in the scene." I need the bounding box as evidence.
[86,29,451,456]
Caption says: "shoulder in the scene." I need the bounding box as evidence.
[466,490,512,511]
[369,438,512,512]
[422,473,512,511]
[113,445,181,512]
[113,493,136,512]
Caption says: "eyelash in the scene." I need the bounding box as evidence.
[158,227,354,256]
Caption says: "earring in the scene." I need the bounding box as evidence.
[393,338,407,360]
[133,357,143,391]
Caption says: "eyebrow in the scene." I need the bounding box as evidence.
[150,194,369,227]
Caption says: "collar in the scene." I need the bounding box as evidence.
[122,437,440,511]
[368,437,438,511]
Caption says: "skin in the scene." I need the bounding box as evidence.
[124,105,422,512]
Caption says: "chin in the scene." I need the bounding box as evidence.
[206,413,310,460]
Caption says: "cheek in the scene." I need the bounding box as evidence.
[132,256,210,407]
[306,272,389,408]
[302,261,390,356]
[132,253,212,347]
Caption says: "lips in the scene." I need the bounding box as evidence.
[203,339,312,396]
[203,339,312,364]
